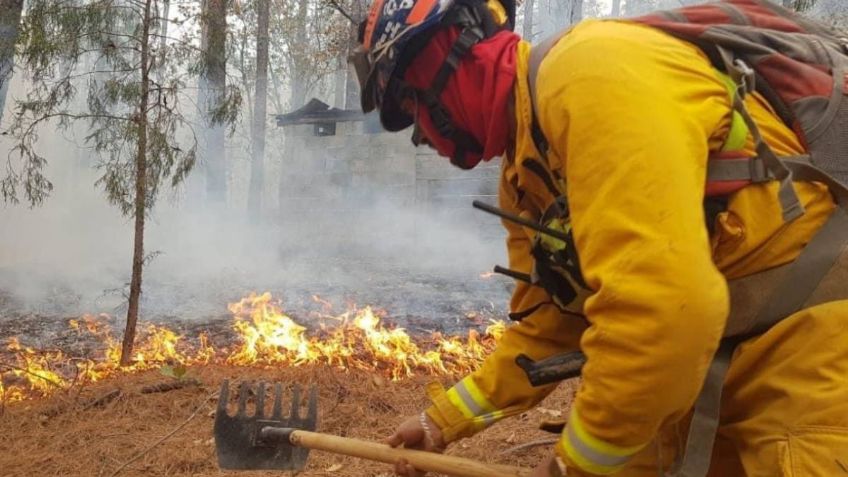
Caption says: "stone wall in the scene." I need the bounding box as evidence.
[276,119,504,242]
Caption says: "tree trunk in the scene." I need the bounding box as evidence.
[237,24,254,136]
[288,0,309,109]
[522,0,535,40]
[623,0,636,16]
[186,0,209,205]
[570,0,583,24]
[121,0,153,367]
[201,0,227,205]
[611,0,621,17]
[344,20,361,110]
[248,0,269,220]
[343,0,366,110]
[269,63,286,113]
[538,0,568,38]
[333,56,346,109]
[0,0,24,123]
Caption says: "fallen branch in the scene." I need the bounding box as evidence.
[140,378,200,394]
[82,389,122,411]
[107,390,216,477]
[42,389,122,418]
[498,438,559,456]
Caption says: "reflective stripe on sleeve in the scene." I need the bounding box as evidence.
[445,377,504,429]
[558,407,647,475]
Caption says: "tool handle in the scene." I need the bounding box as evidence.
[515,351,586,387]
[285,429,531,477]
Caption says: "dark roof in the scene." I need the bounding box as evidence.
[275,98,365,127]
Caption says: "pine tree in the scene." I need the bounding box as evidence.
[0,0,24,123]
[199,0,228,204]
[522,0,536,40]
[3,0,241,365]
[248,0,269,220]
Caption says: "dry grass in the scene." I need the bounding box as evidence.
[0,365,576,477]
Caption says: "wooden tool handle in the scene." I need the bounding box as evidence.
[288,429,531,477]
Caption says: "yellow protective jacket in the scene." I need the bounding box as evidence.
[425,19,848,476]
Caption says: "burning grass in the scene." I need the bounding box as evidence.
[0,292,577,475]
[0,292,504,403]
[0,365,577,476]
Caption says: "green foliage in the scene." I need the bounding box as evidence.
[2,0,241,212]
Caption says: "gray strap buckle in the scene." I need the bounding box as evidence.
[715,46,756,98]
[749,157,770,183]
[731,58,756,96]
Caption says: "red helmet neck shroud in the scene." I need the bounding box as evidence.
[404,27,520,169]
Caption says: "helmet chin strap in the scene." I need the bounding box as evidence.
[419,88,484,168]
[389,0,504,167]
[415,25,486,168]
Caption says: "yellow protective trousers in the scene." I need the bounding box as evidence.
[619,303,848,477]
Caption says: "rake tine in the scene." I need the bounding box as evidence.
[272,383,283,420]
[290,383,302,420]
[217,380,230,415]
[237,381,250,417]
[214,380,319,471]
[256,382,266,418]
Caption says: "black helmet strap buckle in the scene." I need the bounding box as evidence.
[415,88,484,169]
[430,26,483,92]
[413,25,485,167]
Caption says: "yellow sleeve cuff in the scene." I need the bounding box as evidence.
[424,382,480,443]
[555,407,648,476]
[424,377,509,443]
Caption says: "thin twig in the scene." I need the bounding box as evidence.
[323,0,358,24]
[499,438,559,455]
[82,389,123,411]
[107,389,216,477]
[0,363,65,389]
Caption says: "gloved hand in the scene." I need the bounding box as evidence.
[385,412,446,476]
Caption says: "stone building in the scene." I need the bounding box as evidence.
[274,99,503,244]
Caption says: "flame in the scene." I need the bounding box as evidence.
[479,271,496,279]
[0,292,504,404]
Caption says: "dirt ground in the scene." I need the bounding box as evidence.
[0,364,577,477]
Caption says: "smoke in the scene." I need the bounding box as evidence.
[809,0,848,28]
[0,116,509,328]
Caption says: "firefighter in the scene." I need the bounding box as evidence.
[350,0,848,475]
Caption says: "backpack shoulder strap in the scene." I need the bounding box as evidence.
[527,33,562,119]
[527,32,566,159]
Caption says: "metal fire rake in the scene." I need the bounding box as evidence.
[213,380,531,477]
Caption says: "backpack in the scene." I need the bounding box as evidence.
[522,2,848,475]
[529,0,848,214]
